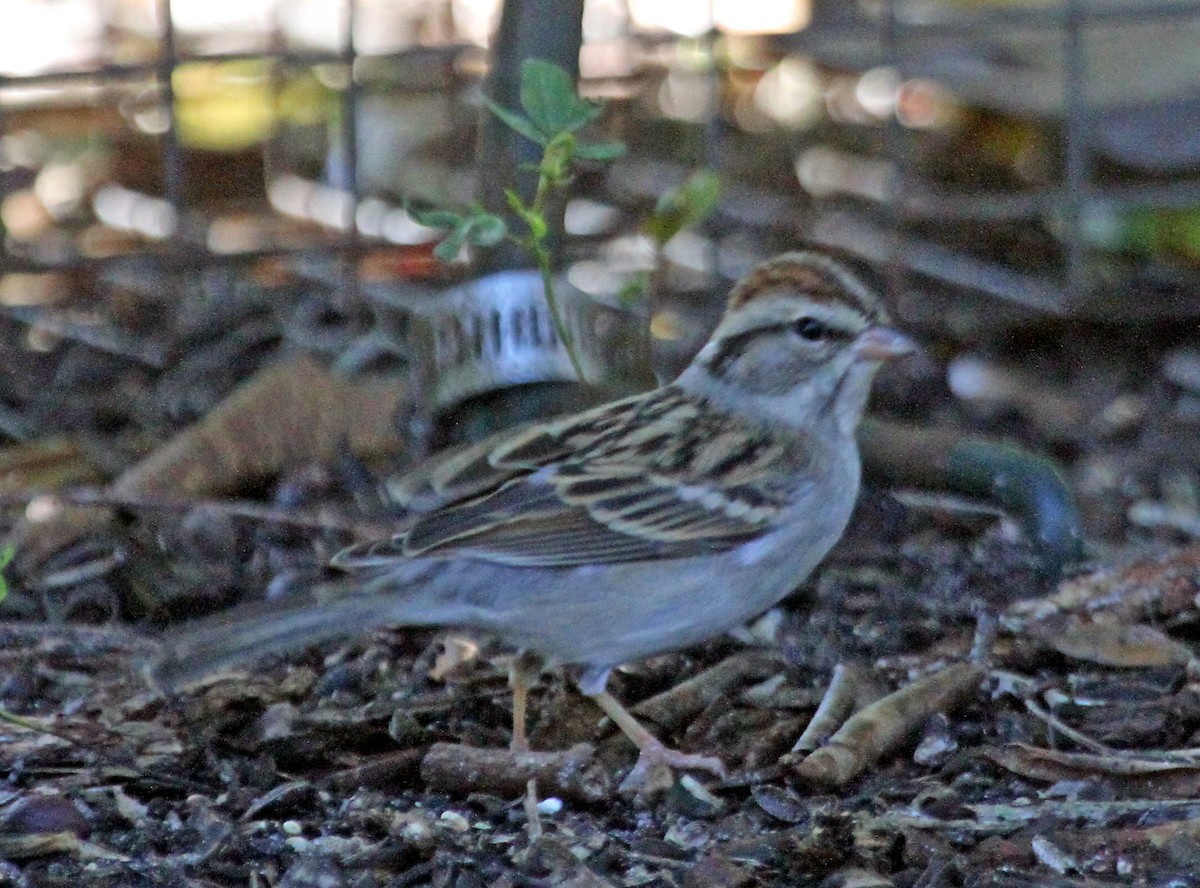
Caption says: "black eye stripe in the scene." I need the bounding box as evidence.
[706,319,852,377]
[705,326,771,376]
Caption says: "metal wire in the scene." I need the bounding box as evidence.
[0,0,391,279]
[2,1,1199,317]
[798,0,1200,315]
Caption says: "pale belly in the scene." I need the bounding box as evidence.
[456,519,841,669]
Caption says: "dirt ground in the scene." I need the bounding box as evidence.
[4,275,1200,887]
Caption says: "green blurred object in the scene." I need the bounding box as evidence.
[0,545,14,604]
[172,60,330,153]
[858,418,1085,578]
[643,170,722,247]
[1122,208,1200,263]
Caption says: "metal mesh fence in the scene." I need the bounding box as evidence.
[794,0,1200,320]
[2,0,1199,326]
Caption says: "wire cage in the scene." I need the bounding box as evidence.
[2,0,1200,415]
[791,0,1200,326]
[0,1,482,286]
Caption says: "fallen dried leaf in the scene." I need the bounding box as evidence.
[0,831,128,861]
[1030,618,1192,668]
[826,868,894,888]
[633,652,779,731]
[0,436,101,492]
[793,662,985,787]
[1030,834,1081,874]
[868,798,1200,834]
[791,662,871,754]
[1009,544,1200,625]
[428,635,481,682]
[9,356,410,567]
[987,743,1200,797]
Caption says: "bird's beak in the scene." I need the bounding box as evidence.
[851,326,918,362]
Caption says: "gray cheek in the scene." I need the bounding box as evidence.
[736,347,818,396]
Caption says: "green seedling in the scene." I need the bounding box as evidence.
[644,168,721,247]
[619,169,722,307]
[0,544,13,604]
[412,60,625,382]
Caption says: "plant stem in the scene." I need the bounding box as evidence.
[534,242,586,382]
[522,158,587,383]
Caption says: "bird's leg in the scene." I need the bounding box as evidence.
[579,667,726,792]
[509,651,542,839]
[509,652,540,753]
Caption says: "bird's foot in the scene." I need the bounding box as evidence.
[620,737,726,794]
[587,687,725,793]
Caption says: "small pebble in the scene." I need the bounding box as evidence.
[913,712,958,766]
[398,816,432,842]
[0,794,91,838]
[1032,834,1081,874]
[1098,395,1145,434]
[282,819,303,835]
[666,775,724,819]
[742,608,784,645]
[535,797,563,815]
[665,818,710,850]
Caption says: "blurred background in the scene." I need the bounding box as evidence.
[4,0,1199,318]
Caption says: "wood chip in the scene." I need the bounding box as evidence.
[794,662,985,786]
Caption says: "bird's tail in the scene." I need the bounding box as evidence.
[146,571,443,692]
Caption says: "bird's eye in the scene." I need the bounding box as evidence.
[791,317,830,341]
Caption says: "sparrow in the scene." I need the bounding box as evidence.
[152,247,916,787]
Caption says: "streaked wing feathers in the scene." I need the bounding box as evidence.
[341,387,809,569]
[386,394,645,513]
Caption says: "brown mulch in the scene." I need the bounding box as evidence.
[5,265,1200,886]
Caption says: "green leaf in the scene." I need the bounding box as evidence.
[434,225,468,262]
[0,544,13,604]
[573,140,627,162]
[645,169,722,245]
[406,204,463,231]
[519,59,599,136]
[465,213,507,247]
[483,97,548,145]
[504,188,530,220]
[668,170,722,218]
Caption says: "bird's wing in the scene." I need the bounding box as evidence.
[336,387,814,569]
[385,391,650,513]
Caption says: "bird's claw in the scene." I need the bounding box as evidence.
[619,741,726,794]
